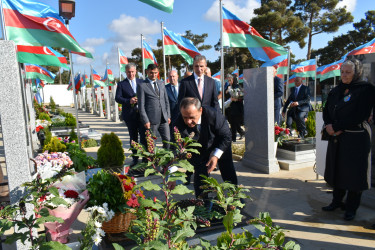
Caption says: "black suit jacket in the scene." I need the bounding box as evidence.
[178,74,220,110]
[175,106,231,162]
[282,84,311,113]
[274,76,284,108]
[165,83,179,124]
[115,78,143,121]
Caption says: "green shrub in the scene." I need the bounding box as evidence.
[82,138,98,148]
[69,129,78,142]
[43,127,52,147]
[306,111,316,137]
[43,137,66,152]
[33,100,42,118]
[49,97,56,113]
[57,108,65,115]
[62,112,76,126]
[38,112,51,121]
[66,143,96,172]
[97,132,124,168]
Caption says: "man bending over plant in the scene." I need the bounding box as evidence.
[175,97,238,197]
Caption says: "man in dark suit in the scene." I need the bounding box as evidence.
[115,63,144,166]
[176,97,238,197]
[178,55,220,110]
[282,77,311,138]
[274,66,284,125]
[137,64,171,149]
[165,70,180,139]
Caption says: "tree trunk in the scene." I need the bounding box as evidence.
[306,12,314,60]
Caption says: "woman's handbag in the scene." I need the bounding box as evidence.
[321,125,330,141]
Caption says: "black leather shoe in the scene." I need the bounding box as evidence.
[344,211,356,221]
[371,224,375,230]
[322,202,344,211]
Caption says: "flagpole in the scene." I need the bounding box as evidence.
[0,0,8,40]
[141,34,145,79]
[106,60,111,120]
[118,47,122,82]
[161,22,167,82]
[333,76,336,87]
[314,56,318,107]
[220,0,225,115]
[285,48,291,100]
[90,65,96,114]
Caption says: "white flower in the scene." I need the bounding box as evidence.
[102,203,108,208]
[94,221,102,228]
[97,207,105,215]
[92,234,102,246]
[96,228,105,237]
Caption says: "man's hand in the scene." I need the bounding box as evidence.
[282,112,285,118]
[144,122,151,129]
[206,156,218,174]
[168,118,171,124]
[130,97,138,104]
[290,102,299,107]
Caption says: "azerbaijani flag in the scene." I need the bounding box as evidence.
[291,59,316,78]
[163,27,200,65]
[138,0,174,13]
[285,75,296,88]
[119,49,129,72]
[24,63,55,83]
[231,68,239,76]
[262,55,288,76]
[101,66,114,86]
[212,71,221,80]
[345,37,375,57]
[143,40,158,70]
[92,69,106,88]
[34,90,43,104]
[239,73,244,83]
[67,73,83,92]
[3,0,93,58]
[17,45,69,69]
[317,59,344,81]
[83,74,90,86]
[222,6,287,63]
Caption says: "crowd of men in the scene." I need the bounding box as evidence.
[115,55,310,197]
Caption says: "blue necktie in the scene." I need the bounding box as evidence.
[172,86,177,99]
[294,87,298,99]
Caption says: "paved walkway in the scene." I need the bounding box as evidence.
[65,108,375,249]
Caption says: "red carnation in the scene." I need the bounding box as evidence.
[39,195,47,202]
[64,190,79,199]
[275,130,281,135]
[118,175,127,179]
[126,197,140,208]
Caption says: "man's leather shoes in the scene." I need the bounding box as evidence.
[322,202,345,211]
[344,211,356,221]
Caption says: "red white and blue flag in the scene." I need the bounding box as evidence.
[119,48,129,71]
[24,63,55,83]
[291,59,316,78]
[212,71,221,80]
[3,0,93,58]
[163,27,200,65]
[231,68,239,76]
[92,69,105,88]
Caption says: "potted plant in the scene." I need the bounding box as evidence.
[86,170,144,235]
[274,124,290,157]
[96,132,124,168]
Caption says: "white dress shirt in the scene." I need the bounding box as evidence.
[197,116,224,159]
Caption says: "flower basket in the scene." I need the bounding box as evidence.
[100,174,136,234]
[101,211,136,234]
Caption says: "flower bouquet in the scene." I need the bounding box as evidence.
[229,87,244,100]
[275,125,290,146]
[86,170,144,234]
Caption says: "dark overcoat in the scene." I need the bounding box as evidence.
[323,80,375,191]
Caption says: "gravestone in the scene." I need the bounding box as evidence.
[242,67,279,173]
[105,86,111,120]
[112,84,119,122]
[92,86,97,114]
[98,88,104,117]
[25,82,38,150]
[0,41,33,249]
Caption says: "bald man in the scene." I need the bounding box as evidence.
[166,70,180,138]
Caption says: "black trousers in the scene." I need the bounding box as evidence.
[286,110,308,138]
[228,115,244,141]
[332,188,363,213]
[193,148,238,198]
[125,118,145,161]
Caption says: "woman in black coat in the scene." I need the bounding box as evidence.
[322,58,375,221]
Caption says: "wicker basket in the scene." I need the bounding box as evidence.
[101,173,137,234]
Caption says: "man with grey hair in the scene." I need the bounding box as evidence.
[175,97,238,197]
[115,62,144,167]
[166,70,180,138]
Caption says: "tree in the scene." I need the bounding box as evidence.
[250,0,309,48]
[294,0,353,59]
[311,11,375,65]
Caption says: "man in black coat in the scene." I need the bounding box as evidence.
[175,97,238,197]
[282,77,311,138]
[115,63,144,166]
[178,55,220,110]
[165,70,180,139]
[273,67,284,125]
